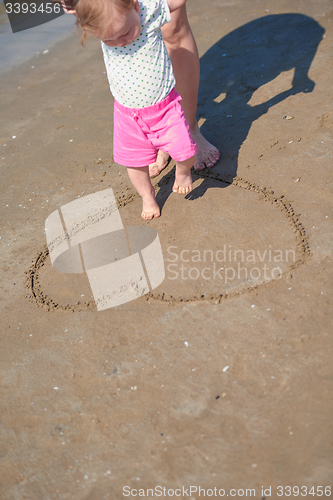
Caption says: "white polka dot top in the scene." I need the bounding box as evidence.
[101,0,175,108]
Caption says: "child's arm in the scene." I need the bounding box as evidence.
[167,0,187,13]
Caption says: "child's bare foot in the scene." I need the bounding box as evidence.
[141,186,161,220]
[191,129,220,171]
[172,179,192,195]
[126,166,161,220]
[149,150,170,177]
[173,156,194,195]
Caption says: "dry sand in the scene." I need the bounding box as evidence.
[0,0,332,498]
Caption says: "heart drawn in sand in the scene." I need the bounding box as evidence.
[25,169,310,312]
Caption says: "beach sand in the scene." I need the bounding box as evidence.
[0,0,332,498]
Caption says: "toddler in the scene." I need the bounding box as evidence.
[60,0,197,220]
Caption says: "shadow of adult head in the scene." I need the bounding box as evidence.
[196,13,324,184]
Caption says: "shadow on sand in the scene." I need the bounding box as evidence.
[157,13,324,203]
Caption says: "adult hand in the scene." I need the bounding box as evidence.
[51,0,77,16]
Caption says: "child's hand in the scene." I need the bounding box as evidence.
[51,0,77,15]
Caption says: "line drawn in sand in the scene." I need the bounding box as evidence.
[24,169,310,312]
[36,188,165,311]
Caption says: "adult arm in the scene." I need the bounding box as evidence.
[167,0,187,14]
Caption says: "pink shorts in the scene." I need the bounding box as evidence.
[113,88,197,168]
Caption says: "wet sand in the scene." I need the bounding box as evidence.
[0,0,332,498]
[0,2,76,74]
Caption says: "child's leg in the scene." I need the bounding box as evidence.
[173,154,196,195]
[127,166,161,220]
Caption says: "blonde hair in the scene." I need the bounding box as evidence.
[52,0,134,44]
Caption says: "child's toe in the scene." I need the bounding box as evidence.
[141,210,160,220]
[141,212,153,220]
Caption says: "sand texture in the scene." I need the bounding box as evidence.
[0,0,332,498]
